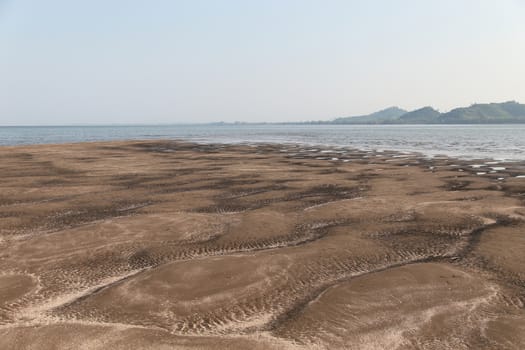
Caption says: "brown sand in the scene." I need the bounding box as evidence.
[0,140,524,349]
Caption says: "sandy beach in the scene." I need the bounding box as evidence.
[1,140,525,349]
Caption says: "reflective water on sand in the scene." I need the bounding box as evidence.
[1,124,524,160]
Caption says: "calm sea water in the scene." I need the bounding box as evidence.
[1,124,524,161]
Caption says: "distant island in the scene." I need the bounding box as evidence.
[302,101,525,124]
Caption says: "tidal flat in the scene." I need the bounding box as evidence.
[1,140,525,349]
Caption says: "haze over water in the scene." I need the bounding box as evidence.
[1,124,524,161]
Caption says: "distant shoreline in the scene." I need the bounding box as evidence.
[3,121,525,127]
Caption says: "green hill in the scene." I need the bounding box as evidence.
[329,101,525,124]
[439,101,525,123]
[398,107,440,124]
[332,107,407,124]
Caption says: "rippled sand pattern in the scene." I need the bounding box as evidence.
[1,141,525,349]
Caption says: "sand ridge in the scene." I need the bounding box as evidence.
[1,140,525,349]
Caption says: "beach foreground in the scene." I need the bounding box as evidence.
[1,140,525,349]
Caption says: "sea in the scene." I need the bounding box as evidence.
[1,124,524,161]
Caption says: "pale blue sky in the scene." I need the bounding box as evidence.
[1,0,524,124]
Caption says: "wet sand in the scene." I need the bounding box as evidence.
[1,140,525,349]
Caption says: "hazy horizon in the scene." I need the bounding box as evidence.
[1,101,525,127]
[1,0,525,125]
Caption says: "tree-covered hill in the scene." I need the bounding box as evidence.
[328,101,525,124]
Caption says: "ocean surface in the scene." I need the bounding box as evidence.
[1,124,524,161]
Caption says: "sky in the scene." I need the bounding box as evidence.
[1,0,525,125]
